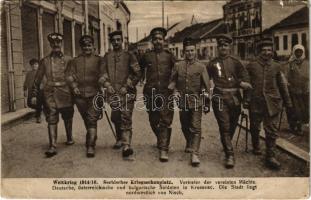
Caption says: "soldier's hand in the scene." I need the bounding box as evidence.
[107,86,115,94]
[242,101,250,109]
[174,91,181,99]
[119,87,127,95]
[73,87,81,96]
[31,97,37,106]
[240,82,253,90]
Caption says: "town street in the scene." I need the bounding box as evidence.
[2,87,308,178]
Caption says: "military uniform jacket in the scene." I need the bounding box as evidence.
[32,52,72,109]
[99,50,141,94]
[246,57,292,116]
[207,55,249,105]
[169,60,210,109]
[141,49,175,92]
[207,55,249,89]
[66,53,101,98]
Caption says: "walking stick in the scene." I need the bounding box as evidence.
[236,111,249,152]
[94,88,117,139]
[278,107,284,131]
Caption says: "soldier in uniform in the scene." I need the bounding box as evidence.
[168,37,211,166]
[244,38,292,170]
[140,27,175,162]
[99,30,141,159]
[66,35,102,157]
[207,34,252,168]
[31,33,74,158]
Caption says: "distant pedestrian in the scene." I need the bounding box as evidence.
[24,58,43,123]
[285,44,309,135]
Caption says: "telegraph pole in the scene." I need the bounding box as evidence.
[162,0,164,28]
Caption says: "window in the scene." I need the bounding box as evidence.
[291,33,298,48]
[274,36,279,51]
[283,35,288,50]
[176,47,178,58]
[302,33,307,50]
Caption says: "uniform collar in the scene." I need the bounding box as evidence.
[113,49,123,56]
[186,59,196,65]
[218,54,229,60]
[258,56,272,66]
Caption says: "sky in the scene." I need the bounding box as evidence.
[126,1,227,43]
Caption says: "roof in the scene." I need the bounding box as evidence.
[264,6,308,34]
[202,22,227,39]
[120,2,130,15]
[169,18,223,43]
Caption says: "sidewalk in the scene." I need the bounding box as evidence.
[238,110,309,163]
[1,108,35,130]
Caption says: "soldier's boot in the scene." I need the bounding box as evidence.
[45,124,58,158]
[265,137,281,170]
[221,132,235,168]
[190,135,201,167]
[122,130,134,158]
[225,153,235,169]
[159,128,171,162]
[150,124,160,149]
[113,128,123,149]
[182,130,193,153]
[86,128,97,158]
[64,119,74,145]
[251,130,262,155]
[295,122,303,136]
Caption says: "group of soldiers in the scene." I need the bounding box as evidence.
[27,25,295,170]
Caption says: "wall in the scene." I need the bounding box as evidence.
[1,7,10,113]
[274,27,309,57]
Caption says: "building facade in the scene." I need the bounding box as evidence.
[223,0,306,60]
[1,0,130,114]
[98,1,130,55]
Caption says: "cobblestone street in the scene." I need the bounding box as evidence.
[1,87,309,178]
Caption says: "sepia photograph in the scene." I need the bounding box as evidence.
[0,0,310,198]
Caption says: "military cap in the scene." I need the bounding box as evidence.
[109,30,123,39]
[79,35,94,46]
[183,37,196,47]
[216,34,233,45]
[257,37,273,48]
[29,58,39,65]
[47,32,63,43]
[150,27,167,37]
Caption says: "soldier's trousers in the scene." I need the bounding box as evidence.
[74,96,102,129]
[144,89,174,151]
[249,109,280,145]
[180,107,202,155]
[110,100,135,146]
[44,105,74,125]
[212,95,241,157]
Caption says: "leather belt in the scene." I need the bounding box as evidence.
[214,87,239,92]
[47,81,67,87]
